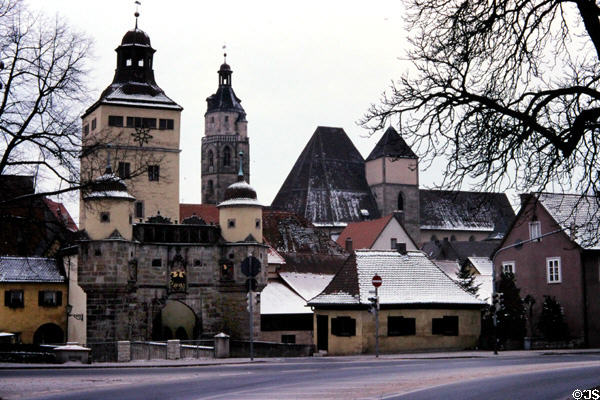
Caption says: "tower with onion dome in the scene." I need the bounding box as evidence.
[217,152,262,243]
[80,10,182,227]
[201,54,249,205]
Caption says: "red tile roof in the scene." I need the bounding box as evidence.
[179,204,219,224]
[43,198,78,232]
[336,214,394,250]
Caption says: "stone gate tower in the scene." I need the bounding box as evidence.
[201,56,249,204]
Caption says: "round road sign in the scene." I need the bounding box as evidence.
[372,274,382,287]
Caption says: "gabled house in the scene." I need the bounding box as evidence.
[494,193,600,346]
[335,214,418,252]
[309,249,484,355]
[0,257,67,344]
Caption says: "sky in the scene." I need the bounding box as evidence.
[26,0,442,221]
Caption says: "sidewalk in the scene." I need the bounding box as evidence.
[1,348,599,369]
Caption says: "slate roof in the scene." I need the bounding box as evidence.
[421,239,499,261]
[366,127,417,161]
[206,84,245,116]
[420,190,515,238]
[271,126,380,225]
[262,208,346,255]
[536,193,600,250]
[309,250,484,306]
[0,257,64,283]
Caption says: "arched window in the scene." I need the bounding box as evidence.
[397,193,404,211]
[207,180,214,194]
[207,150,214,167]
[223,146,231,166]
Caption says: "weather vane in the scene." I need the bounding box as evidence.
[222,44,227,63]
[134,1,141,29]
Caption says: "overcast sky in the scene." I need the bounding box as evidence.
[27,0,447,219]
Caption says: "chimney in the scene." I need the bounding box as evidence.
[345,237,353,253]
[396,242,407,255]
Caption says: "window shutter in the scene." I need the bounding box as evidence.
[39,291,44,306]
[56,291,62,306]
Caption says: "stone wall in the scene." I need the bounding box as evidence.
[78,237,269,343]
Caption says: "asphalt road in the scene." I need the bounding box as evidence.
[1,353,599,399]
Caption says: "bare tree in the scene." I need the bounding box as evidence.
[0,0,92,202]
[361,1,600,204]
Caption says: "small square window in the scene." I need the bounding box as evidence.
[547,257,562,283]
[331,316,356,337]
[38,291,62,307]
[502,261,515,274]
[432,315,458,336]
[4,290,24,308]
[228,219,236,228]
[159,119,174,130]
[138,59,144,67]
[152,259,162,267]
[388,316,416,336]
[390,238,397,250]
[100,212,110,223]
[126,59,132,66]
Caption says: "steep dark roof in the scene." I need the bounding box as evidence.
[262,208,346,255]
[311,253,360,302]
[422,239,498,261]
[366,127,417,161]
[420,190,515,239]
[271,127,380,225]
[278,253,348,275]
[0,257,64,283]
[206,85,245,115]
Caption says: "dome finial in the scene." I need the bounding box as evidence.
[222,44,227,63]
[105,150,112,175]
[134,1,141,29]
[238,151,244,181]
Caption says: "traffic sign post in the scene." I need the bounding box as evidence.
[372,274,382,358]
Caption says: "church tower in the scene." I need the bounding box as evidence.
[365,126,420,243]
[80,13,182,228]
[201,56,249,204]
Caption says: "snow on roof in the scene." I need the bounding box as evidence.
[0,257,64,283]
[537,193,600,250]
[267,246,286,265]
[310,250,484,306]
[468,257,493,276]
[83,190,135,200]
[217,197,262,207]
[432,260,460,277]
[260,280,311,314]
[279,272,335,301]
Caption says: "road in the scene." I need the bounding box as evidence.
[1,353,599,399]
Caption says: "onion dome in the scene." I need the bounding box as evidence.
[217,152,261,207]
[121,28,152,47]
[83,165,135,201]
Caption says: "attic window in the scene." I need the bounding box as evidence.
[390,238,397,250]
[529,221,541,241]
[126,59,132,66]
